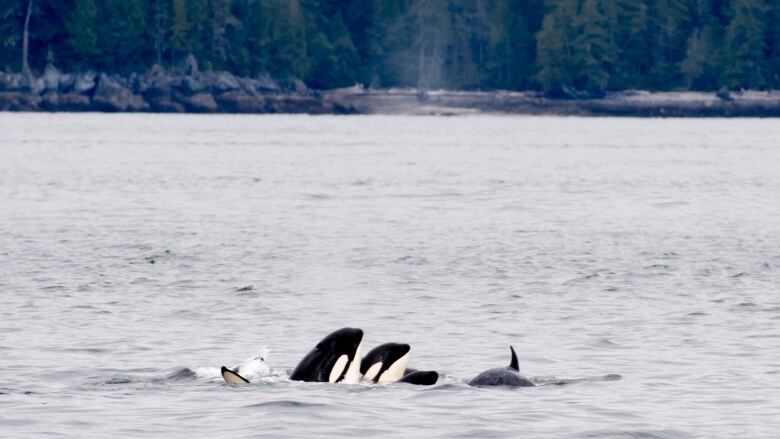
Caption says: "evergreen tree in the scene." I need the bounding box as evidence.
[5,0,780,92]
[328,12,359,86]
[187,0,209,65]
[573,0,614,94]
[448,0,487,89]
[343,0,387,86]
[263,0,308,78]
[646,0,693,89]
[66,0,100,68]
[98,0,148,70]
[768,0,780,87]
[536,0,578,96]
[170,0,191,56]
[502,1,537,89]
[229,0,269,76]
[609,0,651,89]
[153,0,171,65]
[723,0,768,89]
[209,0,237,69]
[681,1,724,90]
[0,2,24,71]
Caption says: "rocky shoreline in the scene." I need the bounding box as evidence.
[2,63,780,117]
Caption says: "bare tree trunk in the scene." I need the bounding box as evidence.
[22,0,33,75]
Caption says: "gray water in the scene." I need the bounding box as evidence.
[1,113,779,438]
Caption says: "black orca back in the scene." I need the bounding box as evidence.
[468,368,534,387]
[399,370,439,385]
[290,348,340,382]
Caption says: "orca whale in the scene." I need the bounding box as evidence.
[218,352,269,384]
[399,370,439,385]
[468,346,535,387]
[289,327,364,383]
[361,343,412,383]
[361,343,439,385]
[221,366,250,384]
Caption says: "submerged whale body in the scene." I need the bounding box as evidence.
[290,327,364,383]
[468,346,535,387]
[399,370,439,385]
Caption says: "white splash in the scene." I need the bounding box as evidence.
[193,346,271,382]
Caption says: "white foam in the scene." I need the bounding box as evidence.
[193,346,271,382]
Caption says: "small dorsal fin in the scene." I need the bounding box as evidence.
[221,366,250,384]
[509,346,519,371]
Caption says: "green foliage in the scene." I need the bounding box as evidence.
[3,0,779,92]
[99,0,149,70]
[66,0,100,67]
[723,0,767,89]
[573,0,614,94]
[170,0,190,55]
[536,0,578,96]
[682,21,724,90]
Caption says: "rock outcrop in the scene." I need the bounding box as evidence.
[0,61,344,114]
[2,63,780,116]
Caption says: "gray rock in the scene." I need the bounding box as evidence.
[237,77,262,96]
[279,78,309,94]
[174,91,218,112]
[92,89,148,112]
[178,75,206,95]
[58,73,75,93]
[41,91,59,109]
[0,91,42,111]
[95,73,130,96]
[146,96,185,113]
[0,72,24,91]
[94,73,126,97]
[43,64,61,91]
[178,54,198,76]
[137,70,174,99]
[255,74,281,93]
[93,75,148,111]
[214,91,267,113]
[73,71,97,95]
[716,87,733,101]
[41,91,92,111]
[20,74,45,95]
[210,71,241,93]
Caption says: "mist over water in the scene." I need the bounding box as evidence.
[1,114,779,438]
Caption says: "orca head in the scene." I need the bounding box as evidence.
[361,343,411,383]
[290,327,364,383]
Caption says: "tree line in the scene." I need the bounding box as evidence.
[2,0,779,94]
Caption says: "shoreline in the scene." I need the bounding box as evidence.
[2,66,780,117]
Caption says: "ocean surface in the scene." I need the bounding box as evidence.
[1,113,779,438]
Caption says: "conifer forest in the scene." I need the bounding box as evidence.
[2,0,779,94]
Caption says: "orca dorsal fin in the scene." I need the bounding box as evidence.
[509,346,519,371]
[221,366,250,384]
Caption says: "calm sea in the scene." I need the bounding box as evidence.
[1,113,779,438]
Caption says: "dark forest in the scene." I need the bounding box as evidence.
[2,0,779,94]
